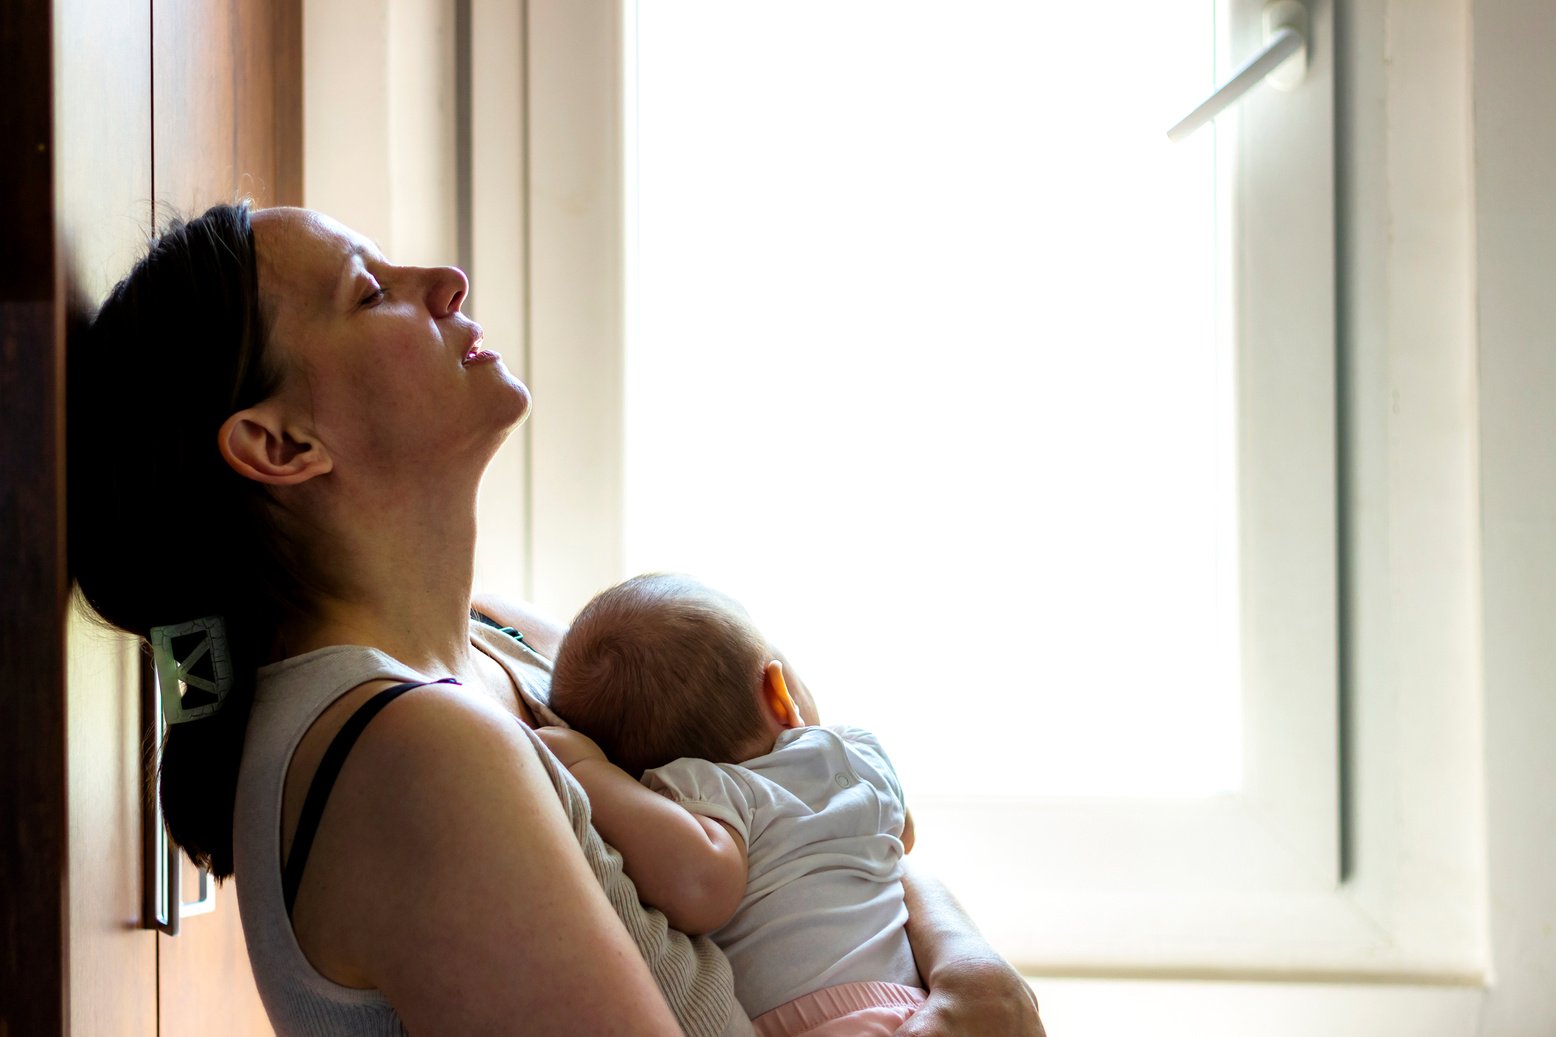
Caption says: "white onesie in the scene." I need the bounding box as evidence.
[642,725,921,1019]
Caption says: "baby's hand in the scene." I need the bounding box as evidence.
[534,726,608,770]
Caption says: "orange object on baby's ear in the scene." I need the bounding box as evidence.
[762,660,806,729]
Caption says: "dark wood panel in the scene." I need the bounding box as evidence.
[0,302,69,1037]
[153,0,238,214]
[154,0,302,214]
[0,0,55,302]
[233,0,277,203]
[230,0,303,208]
[271,0,304,206]
[158,877,274,1037]
[53,0,161,1031]
[0,0,68,1031]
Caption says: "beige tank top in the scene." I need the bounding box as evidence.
[232,620,752,1037]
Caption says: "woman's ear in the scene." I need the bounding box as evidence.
[218,403,332,485]
[762,660,806,729]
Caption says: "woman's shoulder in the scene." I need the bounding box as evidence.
[254,678,682,1033]
[254,642,432,721]
[238,646,749,1037]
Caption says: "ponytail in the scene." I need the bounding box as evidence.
[69,202,287,877]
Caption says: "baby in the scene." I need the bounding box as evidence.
[535,573,925,1037]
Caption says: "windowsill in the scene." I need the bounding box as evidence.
[1023,973,1484,1037]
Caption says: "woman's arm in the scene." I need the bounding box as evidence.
[292,684,684,1035]
[896,863,1047,1037]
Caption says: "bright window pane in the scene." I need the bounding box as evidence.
[625,1,1240,798]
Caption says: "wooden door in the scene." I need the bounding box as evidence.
[0,0,299,1033]
[146,4,298,1031]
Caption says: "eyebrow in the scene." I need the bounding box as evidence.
[341,242,384,269]
[334,243,383,308]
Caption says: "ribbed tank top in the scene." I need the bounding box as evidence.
[232,620,753,1037]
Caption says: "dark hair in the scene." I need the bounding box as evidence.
[549,573,771,776]
[68,202,292,877]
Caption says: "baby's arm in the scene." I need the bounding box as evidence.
[534,728,748,935]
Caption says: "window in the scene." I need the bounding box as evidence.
[466,0,1485,988]
[610,3,1344,966]
[624,1,1240,801]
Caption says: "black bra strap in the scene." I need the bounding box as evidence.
[470,607,548,662]
[282,678,459,918]
[469,607,507,632]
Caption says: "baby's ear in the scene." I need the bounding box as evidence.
[762,660,805,729]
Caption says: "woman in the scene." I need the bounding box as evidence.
[69,202,1046,1037]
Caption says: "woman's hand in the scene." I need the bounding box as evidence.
[894,958,1045,1037]
[898,864,1047,1037]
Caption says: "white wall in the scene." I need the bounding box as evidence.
[302,0,457,264]
[1470,1,1556,1032]
[467,0,532,601]
[303,0,533,597]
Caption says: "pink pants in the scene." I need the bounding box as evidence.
[751,981,928,1037]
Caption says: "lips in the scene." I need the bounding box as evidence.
[460,326,499,366]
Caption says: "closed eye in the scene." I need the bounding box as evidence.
[359,285,386,307]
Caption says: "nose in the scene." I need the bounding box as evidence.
[428,266,469,316]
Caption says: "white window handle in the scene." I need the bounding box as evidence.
[1168,0,1308,142]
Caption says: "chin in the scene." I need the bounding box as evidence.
[493,373,533,431]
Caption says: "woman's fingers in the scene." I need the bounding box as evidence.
[892,971,1047,1037]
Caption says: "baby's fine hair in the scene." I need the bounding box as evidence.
[550,573,771,777]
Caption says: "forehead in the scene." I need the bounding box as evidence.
[251,207,380,307]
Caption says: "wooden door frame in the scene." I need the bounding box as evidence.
[0,0,69,1032]
[1,0,301,1030]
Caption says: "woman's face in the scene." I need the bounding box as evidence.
[250,207,530,478]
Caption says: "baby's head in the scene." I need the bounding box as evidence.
[550,573,799,776]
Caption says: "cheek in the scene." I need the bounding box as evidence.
[322,330,442,403]
[344,361,469,455]
[294,355,397,441]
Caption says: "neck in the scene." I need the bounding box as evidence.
[272,470,486,682]
[731,711,793,763]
